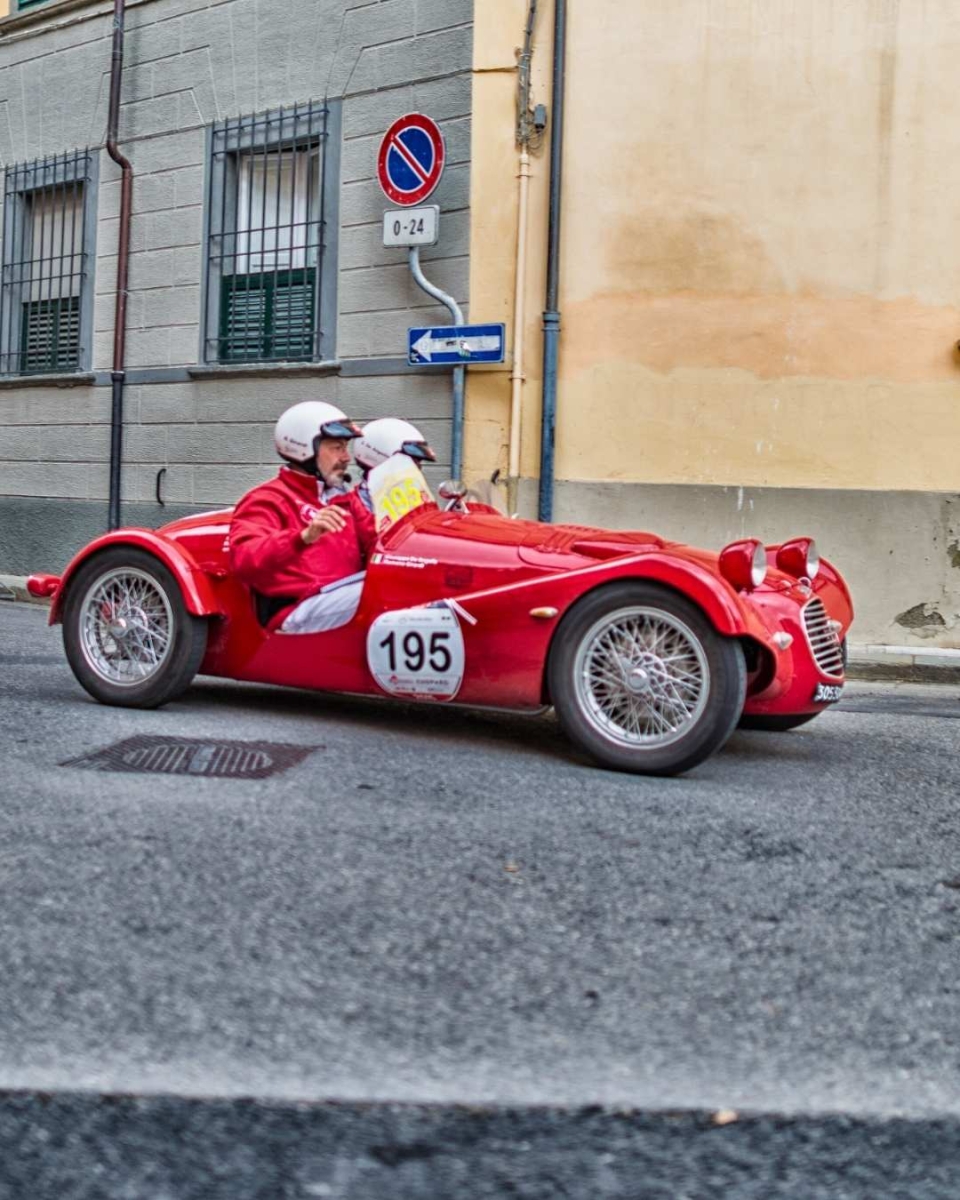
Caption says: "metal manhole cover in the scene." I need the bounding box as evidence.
[61,736,318,779]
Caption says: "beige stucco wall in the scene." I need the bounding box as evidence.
[557,1,960,492]
[470,0,960,492]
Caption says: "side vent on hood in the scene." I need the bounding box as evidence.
[571,532,665,560]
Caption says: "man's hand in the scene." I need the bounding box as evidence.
[300,506,347,545]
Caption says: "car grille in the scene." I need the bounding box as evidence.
[802,597,844,677]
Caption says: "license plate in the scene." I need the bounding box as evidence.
[813,682,843,704]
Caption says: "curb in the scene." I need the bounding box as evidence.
[2,573,959,683]
[846,644,960,684]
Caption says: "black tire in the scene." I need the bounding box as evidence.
[547,582,746,776]
[62,547,207,709]
[738,711,820,732]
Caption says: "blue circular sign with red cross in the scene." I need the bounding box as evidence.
[377,113,446,207]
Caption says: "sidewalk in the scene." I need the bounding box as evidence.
[3,573,959,683]
[847,643,960,683]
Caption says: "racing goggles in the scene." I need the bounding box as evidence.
[401,440,436,462]
[319,419,362,440]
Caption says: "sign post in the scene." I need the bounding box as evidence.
[377,113,468,479]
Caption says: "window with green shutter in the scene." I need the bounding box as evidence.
[219,268,316,362]
[20,296,81,374]
[1,149,96,376]
[204,102,339,365]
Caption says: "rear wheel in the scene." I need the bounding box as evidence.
[548,582,746,776]
[62,547,207,708]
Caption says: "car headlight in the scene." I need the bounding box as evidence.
[719,538,768,591]
[775,537,820,581]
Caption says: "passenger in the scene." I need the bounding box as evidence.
[229,401,374,634]
[352,418,436,513]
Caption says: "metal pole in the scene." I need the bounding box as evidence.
[106,0,133,531]
[408,245,465,480]
[508,0,539,513]
[538,0,566,522]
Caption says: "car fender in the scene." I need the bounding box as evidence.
[602,553,758,635]
[454,552,761,636]
[48,530,224,624]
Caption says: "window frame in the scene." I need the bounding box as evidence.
[0,148,98,377]
[202,100,341,366]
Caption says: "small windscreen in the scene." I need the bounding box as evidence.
[366,453,436,534]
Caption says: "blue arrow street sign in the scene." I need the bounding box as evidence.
[408,323,505,365]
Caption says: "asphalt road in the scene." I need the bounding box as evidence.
[2,599,960,1197]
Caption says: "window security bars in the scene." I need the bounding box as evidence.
[1,150,95,376]
[205,102,329,364]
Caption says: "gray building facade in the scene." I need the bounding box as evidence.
[0,0,472,573]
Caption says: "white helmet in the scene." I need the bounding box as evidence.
[274,401,360,473]
[354,417,436,472]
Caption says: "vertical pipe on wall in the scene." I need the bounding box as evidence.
[538,0,566,523]
[507,0,539,515]
[106,0,132,530]
[507,147,530,512]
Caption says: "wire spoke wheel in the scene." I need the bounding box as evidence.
[62,548,208,709]
[80,567,174,686]
[549,583,746,776]
[575,607,709,749]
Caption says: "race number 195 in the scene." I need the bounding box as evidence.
[367,606,465,699]
[378,628,452,674]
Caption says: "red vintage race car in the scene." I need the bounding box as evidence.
[27,455,853,777]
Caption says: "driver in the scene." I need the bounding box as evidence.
[229,401,375,633]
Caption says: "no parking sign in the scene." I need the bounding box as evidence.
[377,113,446,206]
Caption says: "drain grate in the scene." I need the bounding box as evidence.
[61,736,318,779]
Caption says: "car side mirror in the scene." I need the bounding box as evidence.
[438,480,469,512]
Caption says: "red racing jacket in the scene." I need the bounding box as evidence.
[229,468,377,623]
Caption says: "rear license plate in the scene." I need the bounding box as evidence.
[813,682,843,704]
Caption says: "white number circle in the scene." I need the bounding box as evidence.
[367,606,465,700]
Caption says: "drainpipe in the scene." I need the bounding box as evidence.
[507,0,539,515]
[106,0,132,530]
[507,147,530,514]
[538,0,566,522]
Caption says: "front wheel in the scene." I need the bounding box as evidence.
[548,582,746,776]
[62,547,207,708]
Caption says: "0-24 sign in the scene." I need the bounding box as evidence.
[382,204,439,247]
